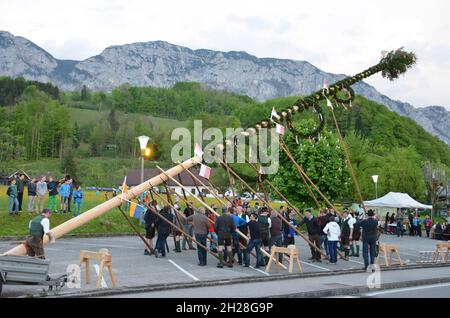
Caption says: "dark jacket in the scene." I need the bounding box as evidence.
[144,208,157,228]
[48,181,59,196]
[355,218,378,242]
[215,214,236,238]
[248,220,261,240]
[299,216,321,236]
[15,177,25,193]
[27,182,37,196]
[155,208,173,235]
[270,216,282,237]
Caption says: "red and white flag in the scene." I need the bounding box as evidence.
[199,164,212,179]
[326,97,333,109]
[194,143,203,157]
[276,123,285,135]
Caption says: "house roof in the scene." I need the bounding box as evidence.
[123,167,217,187]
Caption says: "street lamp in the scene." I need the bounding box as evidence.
[138,136,150,184]
[372,175,379,199]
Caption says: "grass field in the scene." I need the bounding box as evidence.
[0,185,284,237]
[69,108,188,131]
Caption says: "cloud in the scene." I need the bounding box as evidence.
[0,0,448,109]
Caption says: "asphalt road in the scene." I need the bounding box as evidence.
[0,233,447,297]
[362,283,450,298]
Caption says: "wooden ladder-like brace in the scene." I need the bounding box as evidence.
[432,242,450,263]
[78,248,117,288]
[265,245,302,273]
[376,244,403,267]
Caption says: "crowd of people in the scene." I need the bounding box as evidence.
[141,199,383,272]
[6,174,84,217]
[384,210,450,240]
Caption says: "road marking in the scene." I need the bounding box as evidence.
[348,259,365,265]
[168,259,200,281]
[249,266,270,276]
[364,283,450,297]
[300,261,331,271]
[93,264,108,288]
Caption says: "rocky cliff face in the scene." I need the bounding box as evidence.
[1,30,449,145]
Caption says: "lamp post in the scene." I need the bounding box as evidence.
[372,175,379,199]
[138,136,150,184]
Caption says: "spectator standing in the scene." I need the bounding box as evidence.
[424,215,433,238]
[7,179,19,216]
[47,177,59,213]
[15,174,26,212]
[67,178,75,213]
[396,212,404,237]
[384,212,390,233]
[207,209,218,253]
[73,185,84,217]
[323,217,341,264]
[283,210,297,246]
[412,215,422,237]
[59,180,71,214]
[35,176,48,215]
[27,177,37,213]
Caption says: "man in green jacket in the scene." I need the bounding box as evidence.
[25,208,56,259]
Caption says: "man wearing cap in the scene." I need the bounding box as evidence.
[355,209,379,272]
[25,208,56,259]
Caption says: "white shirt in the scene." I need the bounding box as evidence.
[323,221,341,241]
[29,217,50,234]
[345,216,356,229]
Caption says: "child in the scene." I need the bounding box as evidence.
[59,180,71,214]
[7,179,19,216]
[47,177,59,213]
[73,185,84,217]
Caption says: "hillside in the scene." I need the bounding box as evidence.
[1,30,449,145]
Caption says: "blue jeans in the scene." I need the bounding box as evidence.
[269,235,283,262]
[208,232,218,251]
[9,197,19,213]
[155,232,169,256]
[244,239,263,267]
[195,234,208,265]
[328,241,338,263]
[363,241,377,269]
[74,202,82,216]
[321,235,329,255]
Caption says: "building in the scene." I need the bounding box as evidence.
[122,167,218,198]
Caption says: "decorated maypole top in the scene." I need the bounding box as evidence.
[248,48,417,140]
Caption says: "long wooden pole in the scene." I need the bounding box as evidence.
[217,158,331,260]
[3,156,202,256]
[156,165,287,269]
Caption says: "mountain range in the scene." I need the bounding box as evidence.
[1,30,449,145]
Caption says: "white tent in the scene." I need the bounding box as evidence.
[364,192,432,210]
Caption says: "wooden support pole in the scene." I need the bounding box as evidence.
[216,158,330,260]
[156,165,287,269]
[3,156,202,256]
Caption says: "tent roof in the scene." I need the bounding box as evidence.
[364,192,432,210]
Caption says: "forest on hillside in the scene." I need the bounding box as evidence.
[0,77,448,205]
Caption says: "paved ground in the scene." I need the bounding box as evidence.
[361,282,450,298]
[0,233,447,297]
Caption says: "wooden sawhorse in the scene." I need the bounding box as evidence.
[376,244,403,267]
[432,242,450,263]
[78,248,117,288]
[265,245,302,273]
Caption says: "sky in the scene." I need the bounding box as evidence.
[0,0,448,109]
